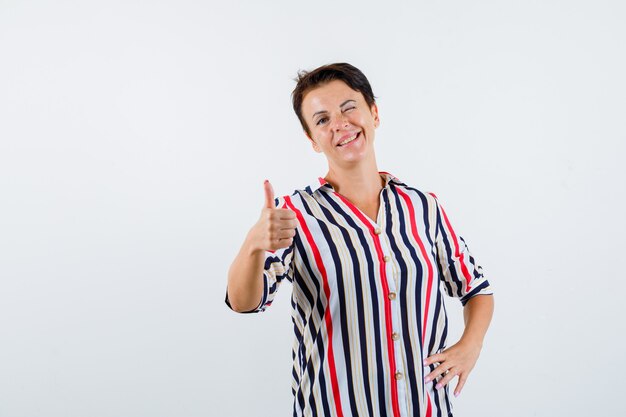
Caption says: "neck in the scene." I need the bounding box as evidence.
[324,158,384,200]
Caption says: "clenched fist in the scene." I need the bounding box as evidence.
[248,179,298,252]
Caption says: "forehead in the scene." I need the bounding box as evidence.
[301,80,365,113]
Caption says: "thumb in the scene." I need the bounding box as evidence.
[263,179,275,209]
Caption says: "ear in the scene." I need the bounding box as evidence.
[370,103,380,128]
[305,131,322,153]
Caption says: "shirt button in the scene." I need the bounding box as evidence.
[395,372,404,380]
[383,255,390,262]
[392,332,400,341]
[388,292,397,300]
[374,228,382,235]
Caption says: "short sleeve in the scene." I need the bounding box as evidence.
[431,193,493,306]
[225,195,296,313]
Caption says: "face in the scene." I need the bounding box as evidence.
[301,79,380,167]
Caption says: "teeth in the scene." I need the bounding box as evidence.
[339,133,359,146]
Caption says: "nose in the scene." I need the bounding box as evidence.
[332,113,350,131]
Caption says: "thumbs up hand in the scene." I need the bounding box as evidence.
[249,180,298,252]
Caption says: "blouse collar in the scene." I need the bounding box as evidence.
[302,171,405,196]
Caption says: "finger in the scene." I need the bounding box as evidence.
[279,219,298,229]
[278,208,297,220]
[453,373,468,397]
[435,367,459,390]
[425,362,451,383]
[267,215,297,230]
[263,179,275,209]
[277,228,296,240]
[271,237,293,250]
[423,353,444,366]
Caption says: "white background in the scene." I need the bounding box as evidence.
[1,0,625,416]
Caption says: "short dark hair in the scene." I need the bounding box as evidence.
[291,62,377,136]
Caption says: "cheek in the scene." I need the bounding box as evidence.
[316,128,332,139]
[350,112,368,126]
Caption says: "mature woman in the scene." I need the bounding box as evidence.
[226,63,494,417]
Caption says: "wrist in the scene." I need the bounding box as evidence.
[243,227,265,256]
[458,334,484,351]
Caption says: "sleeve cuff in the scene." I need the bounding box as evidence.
[224,276,267,314]
[460,280,493,306]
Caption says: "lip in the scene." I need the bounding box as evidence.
[336,131,362,147]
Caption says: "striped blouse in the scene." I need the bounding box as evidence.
[226,171,492,417]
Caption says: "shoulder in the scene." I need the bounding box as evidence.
[272,186,316,210]
[391,179,439,206]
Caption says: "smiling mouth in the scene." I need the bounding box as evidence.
[337,131,361,147]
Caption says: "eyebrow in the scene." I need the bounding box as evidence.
[311,99,357,121]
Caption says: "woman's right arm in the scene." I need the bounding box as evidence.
[226,180,297,313]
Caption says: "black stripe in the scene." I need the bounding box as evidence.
[292,218,326,416]
[434,199,465,297]
[320,190,386,417]
[460,282,491,306]
[302,195,359,416]
[403,187,437,248]
[316,193,375,417]
[443,385,453,416]
[386,186,422,412]
[292,306,306,414]
[433,386,443,417]
[436,294,449,353]
[428,290,444,354]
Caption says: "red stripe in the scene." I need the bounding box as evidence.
[429,194,472,292]
[426,393,432,417]
[397,188,435,345]
[284,196,344,417]
[378,170,393,177]
[333,193,401,417]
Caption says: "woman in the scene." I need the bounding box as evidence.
[226,63,494,417]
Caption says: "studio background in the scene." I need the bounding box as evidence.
[1,1,624,416]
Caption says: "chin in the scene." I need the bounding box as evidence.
[335,152,370,166]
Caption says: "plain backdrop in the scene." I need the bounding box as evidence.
[1,1,625,416]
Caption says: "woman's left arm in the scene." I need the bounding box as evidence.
[423,294,495,397]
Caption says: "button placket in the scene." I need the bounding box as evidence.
[373,185,408,409]
[379,238,405,397]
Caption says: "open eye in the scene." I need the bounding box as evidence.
[316,117,328,126]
